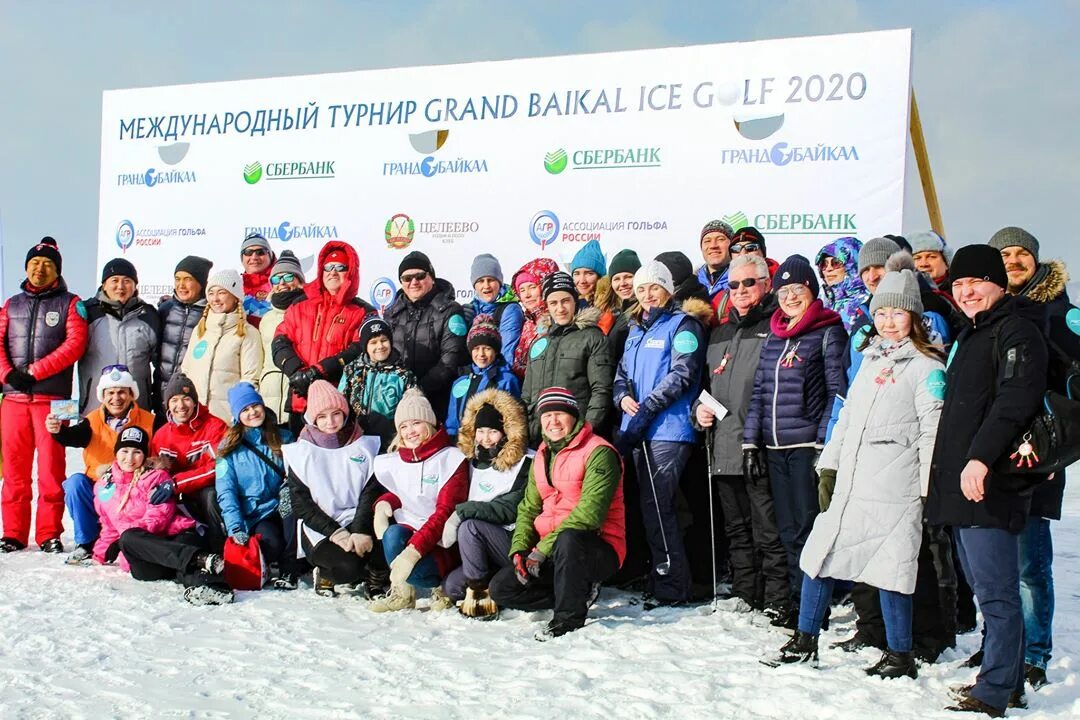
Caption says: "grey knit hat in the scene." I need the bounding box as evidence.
[988,226,1039,262]
[271,250,304,281]
[907,230,946,256]
[870,269,923,316]
[700,219,734,242]
[858,237,901,273]
[240,233,272,254]
[470,253,503,285]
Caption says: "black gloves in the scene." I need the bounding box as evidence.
[289,367,321,397]
[742,448,767,485]
[5,368,35,392]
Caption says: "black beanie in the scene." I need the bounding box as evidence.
[542,271,578,300]
[101,257,138,285]
[733,226,767,254]
[114,425,150,455]
[25,236,63,275]
[398,251,435,279]
[884,234,911,254]
[949,244,1008,289]
[474,403,505,433]
[655,251,694,287]
[359,317,392,352]
[164,372,199,406]
[174,255,213,291]
[773,254,820,297]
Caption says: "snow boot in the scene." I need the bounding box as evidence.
[865,649,918,679]
[948,684,1027,710]
[364,565,390,600]
[428,586,454,612]
[313,567,335,597]
[273,572,298,591]
[65,544,94,566]
[192,552,225,576]
[460,582,499,620]
[1025,664,1048,690]
[766,604,800,630]
[761,631,819,667]
[369,583,416,613]
[40,538,64,554]
[534,620,583,642]
[831,635,872,653]
[945,691,1005,717]
[184,584,234,606]
[0,538,26,553]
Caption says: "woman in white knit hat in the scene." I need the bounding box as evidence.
[766,268,945,681]
[358,388,469,612]
[180,269,263,423]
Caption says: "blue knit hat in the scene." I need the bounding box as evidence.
[570,240,607,277]
[774,255,820,297]
[227,382,264,423]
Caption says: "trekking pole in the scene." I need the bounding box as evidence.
[705,426,718,612]
[641,443,672,576]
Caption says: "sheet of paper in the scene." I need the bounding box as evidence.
[697,390,729,421]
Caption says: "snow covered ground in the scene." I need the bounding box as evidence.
[0,452,1077,719]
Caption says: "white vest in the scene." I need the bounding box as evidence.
[282,435,380,552]
[468,456,528,530]
[373,446,466,531]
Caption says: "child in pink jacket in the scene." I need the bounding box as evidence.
[93,426,233,605]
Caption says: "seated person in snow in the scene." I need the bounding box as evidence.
[440,389,532,619]
[47,365,155,565]
[93,426,233,606]
[489,387,626,641]
[149,373,229,550]
[283,380,383,598]
[359,388,469,613]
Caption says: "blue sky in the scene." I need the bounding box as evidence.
[1,0,1077,297]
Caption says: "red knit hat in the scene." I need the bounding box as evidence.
[304,380,349,425]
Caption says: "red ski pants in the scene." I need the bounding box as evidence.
[1,397,67,545]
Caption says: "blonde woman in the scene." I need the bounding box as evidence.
[181,269,262,423]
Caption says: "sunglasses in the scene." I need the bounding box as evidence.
[401,271,429,284]
[730,242,761,254]
[323,263,348,273]
[101,363,130,375]
[819,257,844,270]
[727,278,766,290]
[242,248,268,257]
[270,273,297,286]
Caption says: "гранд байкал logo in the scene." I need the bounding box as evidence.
[384,129,488,178]
[242,221,339,243]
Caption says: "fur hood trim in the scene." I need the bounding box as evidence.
[456,389,528,471]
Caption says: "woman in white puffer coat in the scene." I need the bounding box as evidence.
[765,269,945,680]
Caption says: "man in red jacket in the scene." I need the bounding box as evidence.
[149,373,228,549]
[0,237,88,553]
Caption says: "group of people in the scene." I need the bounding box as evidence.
[0,221,1074,714]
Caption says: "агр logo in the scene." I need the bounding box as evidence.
[116,220,135,252]
[370,277,397,309]
[529,211,560,250]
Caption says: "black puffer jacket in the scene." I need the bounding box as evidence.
[384,278,467,423]
[925,296,1048,532]
[156,296,206,411]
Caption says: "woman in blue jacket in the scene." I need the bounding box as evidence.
[215,382,297,589]
[743,255,847,624]
[613,261,711,607]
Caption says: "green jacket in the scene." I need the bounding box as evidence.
[510,421,621,558]
[520,307,614,444]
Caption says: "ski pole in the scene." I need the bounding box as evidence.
[641,443,672,576]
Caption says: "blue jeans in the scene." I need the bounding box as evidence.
[798,575,913,652]
[62,473,99,547]
[381,524,441,588]
[955,527,1024,710]
[1019,516,1054,670]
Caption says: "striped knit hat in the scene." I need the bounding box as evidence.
[536,387,579,419]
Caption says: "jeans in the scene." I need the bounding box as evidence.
[766,447,819,597]
[798,575,913,652]
[1019,516,1054,670]
[63,473,99,547]
[382,524,442,588]
[954,527,1025,710]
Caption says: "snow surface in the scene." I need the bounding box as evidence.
[0,450,1077,719]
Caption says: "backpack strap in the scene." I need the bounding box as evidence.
[240,438,286,479]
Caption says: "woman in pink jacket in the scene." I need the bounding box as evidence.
[93,426,233,606]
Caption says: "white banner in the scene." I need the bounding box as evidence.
[98,29,912,307]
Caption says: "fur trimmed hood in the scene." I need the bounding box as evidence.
[1021,259,1069,304]
[456,388,528,471]
[629,296,714,326]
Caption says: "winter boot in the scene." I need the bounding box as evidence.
[184,584,235,606]
[40,538,64,554]
[192,552,225,576]
[944,690,1005,717]
[313,567,335,597]
[368,583,416,613]
[273,572,298,591]
[534,620,584,642]
[0,538,26,553]
[1025,664,1048,690]
[865,649,918,679]
[761,631,819,667]
[460,581,499,620]
[831,635,871,653]
[963,648,984,668]
[65,544,94,566]
[428,586,454,612]
[766,604,799,630]
[364,565,390,600]
[948,685,1027,710]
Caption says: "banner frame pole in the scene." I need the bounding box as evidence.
[909,88,945,237]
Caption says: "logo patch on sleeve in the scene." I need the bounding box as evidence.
[926,368,947,401]
[448,315,467,337]
[673,330,699,354]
